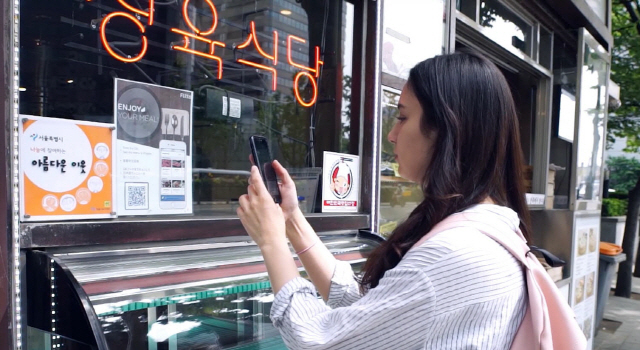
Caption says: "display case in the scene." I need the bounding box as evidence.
[26,232,381,350]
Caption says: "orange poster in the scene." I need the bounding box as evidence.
[19,115,116,221]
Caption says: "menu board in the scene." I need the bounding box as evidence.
[114,79,194,216]
[570,214,600,349]
[19,115,115,221]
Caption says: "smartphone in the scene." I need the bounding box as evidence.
[159,139,187,209]
[249,135,282,203]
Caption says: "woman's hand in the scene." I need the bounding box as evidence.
[237,166,287,249]
[249,156,300,221]
[272,160,300,221]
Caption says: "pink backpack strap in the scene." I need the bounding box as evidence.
[409,212,587,350]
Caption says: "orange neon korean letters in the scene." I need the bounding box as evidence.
[100,12,148,63]
[98,0,324,107]
[171,0,225,79]
[236,21,279,91]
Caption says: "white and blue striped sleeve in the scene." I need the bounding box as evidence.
[326,260,363,308]
[270,265,436,350]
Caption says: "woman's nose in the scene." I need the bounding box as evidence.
[387,125,397,144]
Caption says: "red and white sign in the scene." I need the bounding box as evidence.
[322,152,359,213]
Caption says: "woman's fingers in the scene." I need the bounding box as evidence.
[272,160,293,186]
[238,194,250,210]
[250,166,272,198]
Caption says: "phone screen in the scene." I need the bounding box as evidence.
[160,140,187,209]
[250,136,281,203]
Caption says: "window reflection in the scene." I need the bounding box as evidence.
[479,0,532,56]
[379,89,422,237]
[575,44,608,200]
[19,0,355,217]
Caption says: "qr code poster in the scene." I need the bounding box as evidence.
[125,183,149,210]
[19,115,116,221]
[114,79,193,215]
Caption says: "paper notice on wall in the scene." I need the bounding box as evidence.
[322,152,360,213]
[19,115,116,221]
[114,78,194,216]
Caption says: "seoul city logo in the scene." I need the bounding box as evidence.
[329,159,353,199]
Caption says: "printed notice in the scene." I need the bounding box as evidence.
[570,215,600,349]
[322,152,360,213]
[19,115,115,221]
[114,78,194,215]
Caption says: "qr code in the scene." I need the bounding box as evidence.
[125,183,149,210]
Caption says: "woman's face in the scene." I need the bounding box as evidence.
[387,84,437,183]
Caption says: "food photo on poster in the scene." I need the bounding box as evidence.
[114,78,194,216]
[18,116,116,221]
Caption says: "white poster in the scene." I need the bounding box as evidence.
[322,152,360,213]
[382,0,445,80]
[114,79,193,215]
[570,215,600,349]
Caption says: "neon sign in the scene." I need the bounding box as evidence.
[99,0,322,107]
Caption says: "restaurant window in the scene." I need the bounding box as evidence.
[379,88,423,236]
[378,0,445,234]
[19,0,356,218]
[479,0,533,57]
[550,38,578,209]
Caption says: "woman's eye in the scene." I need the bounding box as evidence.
[395,116,407,123]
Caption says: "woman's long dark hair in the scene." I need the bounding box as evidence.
[360,51,532,290]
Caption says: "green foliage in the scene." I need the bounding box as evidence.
[607,156,640,193]
[602,198,629,217]
[609,4,640,152]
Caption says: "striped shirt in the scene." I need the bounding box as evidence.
[271,204,527,349]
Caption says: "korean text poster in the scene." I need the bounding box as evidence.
[19,115,115,221]
[114,79,194,215]
[322,152,360,213]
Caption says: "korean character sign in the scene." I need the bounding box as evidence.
[322,152,360,213]
[19,115,116,221]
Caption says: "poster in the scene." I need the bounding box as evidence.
[322,152,360,213]
[570,215,600,349]
[114,79,193,215]
[19,115,115,221]
[382,0,445,79]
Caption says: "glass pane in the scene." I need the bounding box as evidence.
[549,38,578,209]
[457,0,478,21]
[585,0,607,24]
[539,27,553,70]
[479,0,532,57]
[340,2,356,154]
[97,264,364,349]
[379,89,422,237]
[575,43,608,201]
[27,327,96,350]
[382,0,446,80]
[19,0,354,218]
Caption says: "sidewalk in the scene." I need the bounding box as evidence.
[593,276,640,350]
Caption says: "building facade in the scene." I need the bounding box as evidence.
[0,0,616,349]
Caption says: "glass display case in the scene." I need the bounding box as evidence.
[25,233,381,350]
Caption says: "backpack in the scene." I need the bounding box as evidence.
[410,211,587,350]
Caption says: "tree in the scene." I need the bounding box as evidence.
[609,2,640,297]
[607,156,640,193]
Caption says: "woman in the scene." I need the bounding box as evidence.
[237,51,532,349]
